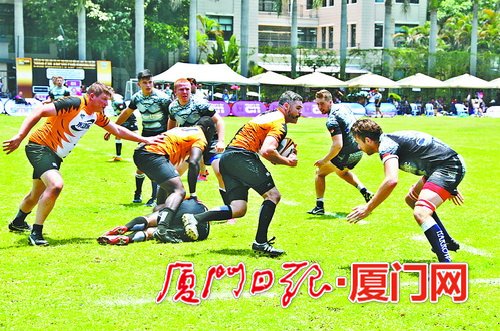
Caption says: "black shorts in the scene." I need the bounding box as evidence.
[331,151,363,170]
[426,155,466,195]
[219,148,275,202]
[133,148,179,184]
[203,138,221,165]
[120,115,138,131]
[25,142,63,179]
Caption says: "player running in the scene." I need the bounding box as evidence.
[347,119,465,262]
[180,91,303,257]
[308,89,373,215]
[3,82,163,246]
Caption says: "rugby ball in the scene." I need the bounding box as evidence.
[277,137,296,158]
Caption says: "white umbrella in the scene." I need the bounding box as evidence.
[396,73,446,88]
[443,74,492,89]
[488,77,500,89]
[293,71,345,88]
[345,72,399,88]
[250,71,296,86]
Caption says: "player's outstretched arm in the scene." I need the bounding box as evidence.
[3,103,56,154]
[347,157,399,223]
[104,107,134,141]
[104,122,163,145]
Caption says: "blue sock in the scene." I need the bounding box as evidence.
[421,219,451,262]
[130,231,146,243]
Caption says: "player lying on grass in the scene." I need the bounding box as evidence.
[180,91,303,258]
[98,198,209,245]
[3,82,164,246]
[130,116,215,244]
[347,119,465,262]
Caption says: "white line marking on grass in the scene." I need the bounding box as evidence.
[280,198,300,206]
[411,235,492,257]
[98,292,278,306]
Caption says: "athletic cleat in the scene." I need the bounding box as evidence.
[8,221,32,232]
[252,237,285,257]
[97,235,130,246]
[182,213,199,240]
[28,232,49,246]
[152,229,182,244]
[361,189,374,203]
[197,170,209,182]
[132,194,142,203]
[103,225,128,236]
[432,239,460,253]
[108,156,122,162]
[307,206,325,215]
[145,198,156,207]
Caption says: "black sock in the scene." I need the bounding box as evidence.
[316,199,324,209]
[423,222,451,262]
[151,181,158,200]
[432,212,452,242]
[135,174,145,195]
[13,210,31,225]
[157,208,175,228]
[125,216,148,231]
[32,224,43,235]
[195,205,232,223]
[256,200,277,243]
[116,142,122,156]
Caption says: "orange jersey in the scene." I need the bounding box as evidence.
[228,110,287,153]
[29,95,110,158]
[144,126,207,166]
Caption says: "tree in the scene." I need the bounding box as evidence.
[77,0,86,60]
[427,0,440,76]
[382,0,394,77]
[470,0,479,75]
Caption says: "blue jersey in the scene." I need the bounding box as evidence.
[129,89,170,135]
[379,131,458,176]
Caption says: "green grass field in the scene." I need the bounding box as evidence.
[0,114,498,330]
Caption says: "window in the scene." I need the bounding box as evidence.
[328,26,334,48]
[259,0,277,12]
[323,0,334,6]
[321,27,327,48]
[306,0,314,9]
[375,0,384,3]
[396,0,419,3]
[207,15,233,41]
[349,24,357,47]
[374,23,383,47]
[348,0,357,3]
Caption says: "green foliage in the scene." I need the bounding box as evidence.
[300,48,339,69]
[206,35,240,72]
[0,116,499,329]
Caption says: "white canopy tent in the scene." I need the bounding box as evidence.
[396,73,446,88]
[250,71,296,86]
[152,62,258,86]
[293,71,346,88]
[346,73,399,89]
[488,77,500,89]
[443,74,492,89]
